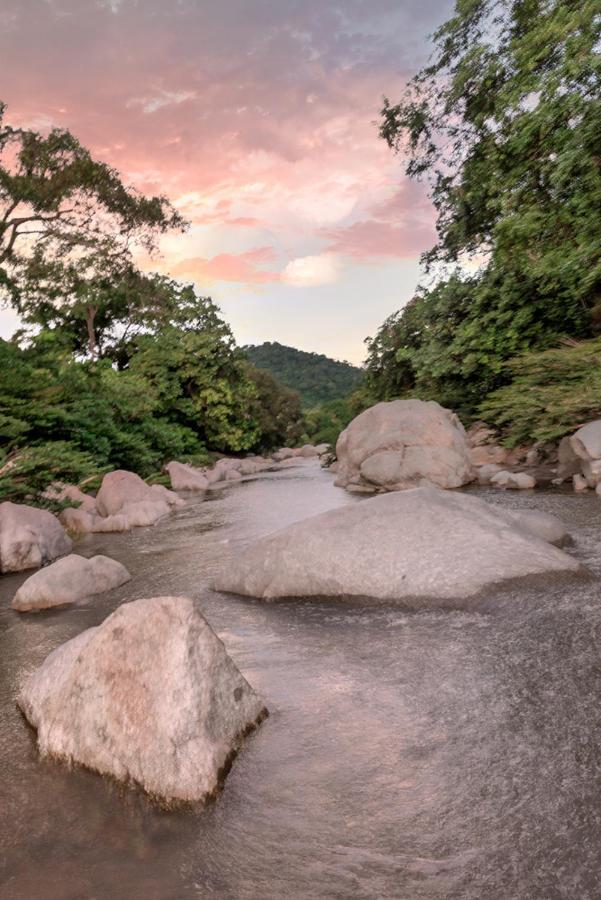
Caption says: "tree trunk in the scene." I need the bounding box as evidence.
[86,305,97,359]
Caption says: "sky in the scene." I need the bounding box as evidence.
[0,0,453,364]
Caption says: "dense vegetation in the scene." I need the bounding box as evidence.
[0,104,304,504]
[244,341,363,408]
[365,0,600,441]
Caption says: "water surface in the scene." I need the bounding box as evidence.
[1,462,601,899]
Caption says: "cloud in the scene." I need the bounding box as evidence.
[171,247,279,285]
[322,182,437,260]
[281,254,340,286]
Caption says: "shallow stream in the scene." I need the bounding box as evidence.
[2,461,601,899]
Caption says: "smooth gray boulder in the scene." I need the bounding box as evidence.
[12,554,131,611]
[95,470,170,527]
[59,507,130,535]
[335,399,473,493]
[18,596,267,803]
[213,487,580,606]
[570,420,601,487]
[165,461,209,492]
[0,502,72,574]
[497,508,569,546]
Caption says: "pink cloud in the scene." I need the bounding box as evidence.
[171,247,280,284]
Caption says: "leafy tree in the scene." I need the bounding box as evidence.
[0,101,186,355]
[368,0,601,416]
[479,337,601,445]
[242,363,305,450]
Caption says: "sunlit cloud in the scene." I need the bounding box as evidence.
[282,254,340,286]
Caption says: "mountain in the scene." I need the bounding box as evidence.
[243,341,363,408]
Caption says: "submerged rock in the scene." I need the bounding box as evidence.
[0,502,72,574]
[18,596,267,803]
[213,487,579,605]
[12,554,131,611]
[334,399,473,493]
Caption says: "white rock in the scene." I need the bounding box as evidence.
[505,472,537,490]
[225,468,242,481]
[59,507,131,535]
[12,554,131,611]
[299,444,319,458]
[18,596,267,803]
[165,461,209,492]
[335,399,473,493]
[497,508,569,546]
[475,463,503,485]
[44,483,97,512]
[573,474,589,492]
[490,470,511,487]
[0,502,72,574]
[95,471,170,527]
[150,483,185,508]
[213,487,580,605]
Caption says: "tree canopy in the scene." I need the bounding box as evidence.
[366,0,601,428]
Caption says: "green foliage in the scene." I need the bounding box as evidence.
[242,363,305,451]
[302,398,355,448]
[479,338,601,445]
[244,341,363,408]
[0,442,99,507]
[0,101,186,357]
[368,0,601,420]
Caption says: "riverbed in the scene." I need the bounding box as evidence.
[1,461,601,899]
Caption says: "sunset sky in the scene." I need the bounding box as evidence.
[0,0,453,363]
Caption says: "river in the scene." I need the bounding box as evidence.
[1,460,601,899]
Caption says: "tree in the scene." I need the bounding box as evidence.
[0,101,186,354]
[367,0,601,416]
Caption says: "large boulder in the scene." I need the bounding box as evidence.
[95,470,170,527]
[570,420,601,487]
[213,487,580,606]
[12,554,131,611]
[164,461,209,492]
[0,502,72,574]
[335,399,473,493]
[18,596,267,803]
[59,507,130,535]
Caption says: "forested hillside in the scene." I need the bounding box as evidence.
[244,341,363,408]
[364,0,600,443]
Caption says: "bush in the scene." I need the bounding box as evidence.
[479,339,601,446]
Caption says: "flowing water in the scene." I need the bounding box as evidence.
[2,461,601,900]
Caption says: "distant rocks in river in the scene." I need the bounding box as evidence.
[95,470,182,528]
[18,596,268,803]
[165,460,210,491]
[334,399,473,493]
[213,487,580,606]
[489,470,537,490]
[12,554,131,611]
[0,501,72,574]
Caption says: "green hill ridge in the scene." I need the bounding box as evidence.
[243,341,363,409]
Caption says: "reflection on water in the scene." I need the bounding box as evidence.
[2,462,601,899]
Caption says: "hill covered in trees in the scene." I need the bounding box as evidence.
[244,342,363,408]
[363,0,600,445]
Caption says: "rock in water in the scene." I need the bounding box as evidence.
[164,461,209,492]
[334,399,473,493]
[12,554,131,611]
[18,596,267,802]
[95,470,171,527]
[570,420,601,487]
[0,502,72,574]
[213,487,580,605]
